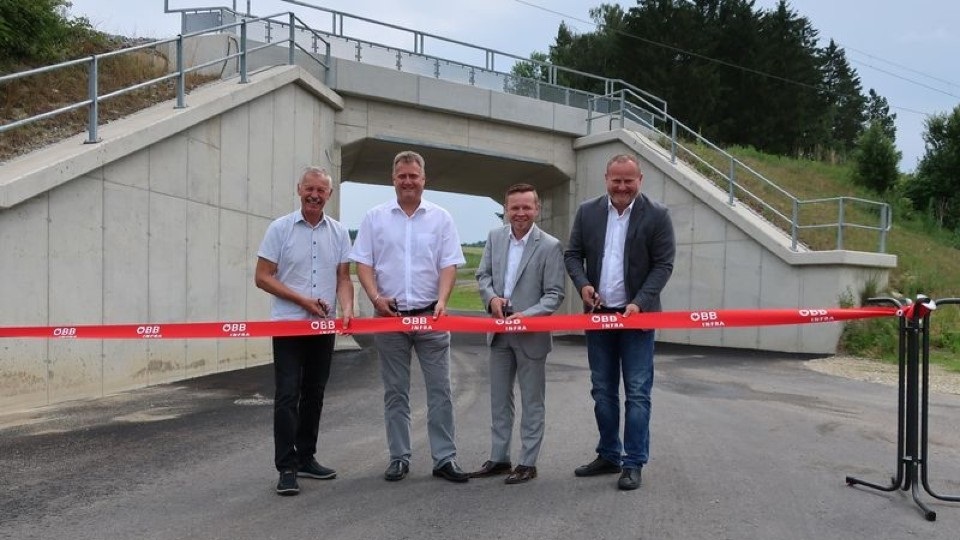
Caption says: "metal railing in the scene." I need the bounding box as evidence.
[588,89,892,252]
[0,10,331,144]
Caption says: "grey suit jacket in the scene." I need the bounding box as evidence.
[476,224,566,358]
[564,193,675,313]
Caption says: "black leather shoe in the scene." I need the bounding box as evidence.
[574,455,621,477]
[505,465,537,484]
[298,458,337,480]
[618,467,642,490]
[384,460,409,482]
[470,460,512,478]
[432,460,470,483]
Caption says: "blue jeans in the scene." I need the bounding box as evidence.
[585,328,655,468]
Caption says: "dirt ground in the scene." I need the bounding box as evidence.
[807,355,960,395]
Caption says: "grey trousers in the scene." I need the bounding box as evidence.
[488,335,547,467]
[375,330,457,468]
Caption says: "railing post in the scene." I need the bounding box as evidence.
[397,50,403,72]
[586,97,594,135]
[837,198,845,250]
[240,19,248,83]
[85,55,99,144]
[791,200,799,251]
[670,119,677,164]
[265,20,272,43]
[433,58,439,78]
[175,35,186,109]
[880,204,889,253]
[289,13,296,65]
[728,157,736,205]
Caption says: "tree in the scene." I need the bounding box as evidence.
[851,121,900,193]
[817,40,866,158]
[908,105,960,229]
[865,88,897,142]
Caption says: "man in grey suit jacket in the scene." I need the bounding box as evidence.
[472,183,566,484]
[565,154,675,491]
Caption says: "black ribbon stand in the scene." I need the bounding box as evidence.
[845,296,960,521]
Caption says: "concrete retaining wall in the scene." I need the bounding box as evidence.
[0,66,343,412]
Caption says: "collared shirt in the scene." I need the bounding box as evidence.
[349,198,465,311]
[598,197,635,308]
[257,210,352,321]
[502,227,532,300]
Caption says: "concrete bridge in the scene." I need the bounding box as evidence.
[0,11,895,412]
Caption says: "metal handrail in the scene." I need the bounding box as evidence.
[589,89,892,253]
[0,10,331,143]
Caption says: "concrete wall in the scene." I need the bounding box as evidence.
[571,131,896,354]
[0,66,343,412]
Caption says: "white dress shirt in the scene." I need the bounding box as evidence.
[598,197,634,308]
[502,228,531,300]
[257,210,352,320]
[350,198,465,310]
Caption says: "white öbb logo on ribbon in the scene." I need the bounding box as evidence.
[690,311,724,327]
[590,314,624,329]
[402,316,432,331]
[798,308,833,323]
[494,317,527,332]
[137,325,162,338]
[53,327,77,337]
[310,320,336,332]
[222,323,250,337]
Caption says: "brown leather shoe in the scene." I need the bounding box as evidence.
[470,460,512,478]
[505,465,537,484]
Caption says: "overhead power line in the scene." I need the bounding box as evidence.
[513,0,957,116]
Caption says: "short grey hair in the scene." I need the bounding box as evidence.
[393,150,426,175]
[299,166,332,187]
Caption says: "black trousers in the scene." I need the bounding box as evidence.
[273,334,335,472]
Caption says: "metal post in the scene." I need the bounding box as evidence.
[791,200,799,251]
[85,55,99,144]
[289,13,296,65]
[397,51,403,72]
[240,19,248,83]
[670,120,677,164]
[728,158,735,205]
[837,198,845,250]
[880,204,889,253]
[175,36,186,109]
[265,21,272,43]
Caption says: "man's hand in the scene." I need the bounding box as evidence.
[580,286,602,311]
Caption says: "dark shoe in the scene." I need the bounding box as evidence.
[618,467,642,490]
[298,458,336,480]
[276,470,300,496]
[470,460,512,478]
[505,465,537,484]
[574,455,621,477]
[432,460,470,483]
[384,460,409,482]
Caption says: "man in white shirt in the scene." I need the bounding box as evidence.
[350,150,469,483]
[255,167,354,496]
[472,184,565,484]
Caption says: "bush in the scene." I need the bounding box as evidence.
[0,0,103,71]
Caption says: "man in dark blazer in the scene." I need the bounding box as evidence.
[472,183,566,484]
[564,154,675,491]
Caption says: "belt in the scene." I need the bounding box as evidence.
[397,302,438,316]
[591,306,626,314]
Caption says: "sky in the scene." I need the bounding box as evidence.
[67,0,960,242]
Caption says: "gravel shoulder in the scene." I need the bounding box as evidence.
[806,355,960,395]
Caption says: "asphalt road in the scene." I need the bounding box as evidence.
[3,336,960,540]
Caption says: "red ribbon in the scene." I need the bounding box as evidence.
[0,307,898,340]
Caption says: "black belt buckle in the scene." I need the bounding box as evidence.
[397,301,437,316]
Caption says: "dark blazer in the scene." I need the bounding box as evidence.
[564,193,675,313]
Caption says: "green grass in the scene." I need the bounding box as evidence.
[674,144,960,369]
[450,245,484,311]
